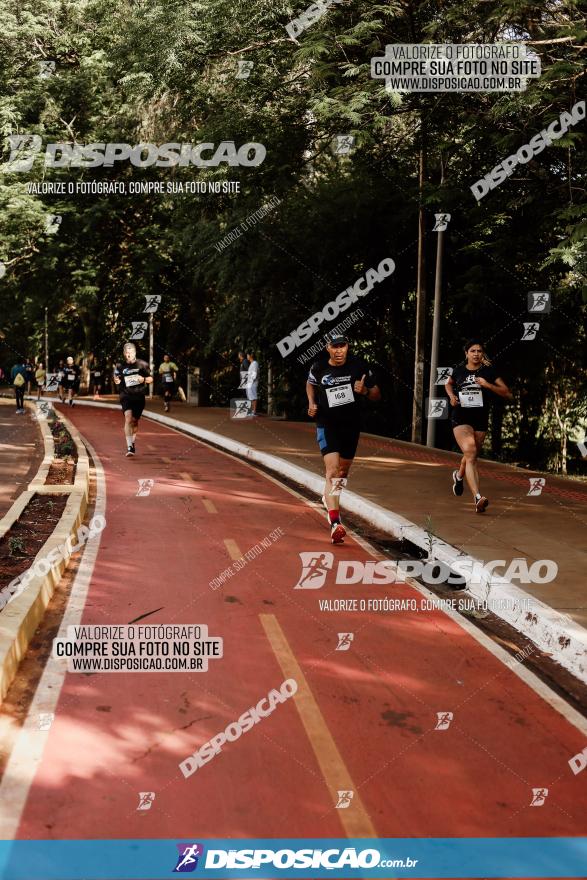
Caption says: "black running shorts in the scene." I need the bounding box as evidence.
[316,423,360,459]
[451,407,489,433]
[120,394,145,419]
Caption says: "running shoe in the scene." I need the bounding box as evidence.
[452,469,464,497]
[330,521,346,544]
[164,402,169,412]
[126,443,136,457]
[475,495,489,514]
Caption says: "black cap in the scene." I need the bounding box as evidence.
[326,333,348,345]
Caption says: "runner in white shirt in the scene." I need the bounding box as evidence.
[246,352,259,416]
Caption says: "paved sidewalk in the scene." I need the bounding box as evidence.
[56,396,587,631]
[0,400,43,519]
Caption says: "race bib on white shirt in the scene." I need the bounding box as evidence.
[125,373,143,387]
[459,387,483,407]
[164,373,174,382]
[326,384,354,407]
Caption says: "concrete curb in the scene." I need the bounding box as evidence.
[36,397,587,684]
[0,404,91,703]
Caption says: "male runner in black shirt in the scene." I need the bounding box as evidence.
[113,343,153,456]
[307,333,381,544]
[60,356,80,406]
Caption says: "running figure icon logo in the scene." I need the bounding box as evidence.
[435,366,453,384]
[136,479,155,497]
[38,712,54,730]
[530,788,548,806]
[130,321,148,340]
[295,552,334,589]
[236,60,254,79]
[521,322,540,340]
[44,214,62,234]
[136,792,156,811]
[527,477,546,496]
[38,60,56,78]
[435,712,453,730]
[144,295,161,313]
[333,135,355,155]
[231,398,252,419]
[173,843,204,872]
[335,790,354,809]
[528,291,551,313]
[427,398,448,419]
[336,633,354,651]
[433,213,451,232]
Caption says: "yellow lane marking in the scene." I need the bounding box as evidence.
[161,456,174,464]
[178,471,193,481]
[224,539,242,561]
[202,498,217,514]
[259,613,376,838]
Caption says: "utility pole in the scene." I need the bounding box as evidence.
[44,307,49,370]
[149,312,154,398]
[411,136,427,443]
[426,213,449,446]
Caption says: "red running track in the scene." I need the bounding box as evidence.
[7,406,587,842]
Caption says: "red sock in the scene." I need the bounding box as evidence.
[328,510,340,524]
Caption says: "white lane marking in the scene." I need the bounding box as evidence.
[0,437,106,838]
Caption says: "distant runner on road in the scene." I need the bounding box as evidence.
[446,339,512,513]
[113,342,153,456]
[307,333,381,544]
[158,354,178,412]
[60,356,80,407]
[10,360,26,413]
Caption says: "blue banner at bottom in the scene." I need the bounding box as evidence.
[0,838,585,879]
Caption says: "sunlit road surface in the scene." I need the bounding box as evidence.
[2,405,586,849]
